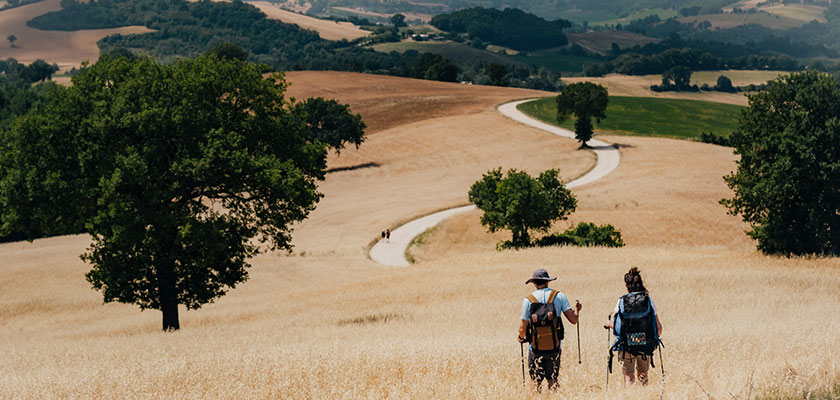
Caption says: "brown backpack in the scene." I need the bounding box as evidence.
[526,290,565,352]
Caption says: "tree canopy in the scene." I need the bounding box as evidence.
[556,82,609,146]
[468,168,576,248]
[430,7,570,51]
[722,71,840,255]
[0,54,360,330]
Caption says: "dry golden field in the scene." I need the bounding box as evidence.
[563,70,788,106]
[2,72,839,399]
[0,0,153,70]
[247,1,370,41]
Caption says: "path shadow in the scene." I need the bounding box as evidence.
[326,162,381,174]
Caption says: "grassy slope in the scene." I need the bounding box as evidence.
[518,96,743,139]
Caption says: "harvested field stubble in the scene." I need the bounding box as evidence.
[1,72,838,399]
[2,244,839,399]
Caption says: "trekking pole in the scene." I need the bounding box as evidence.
[520,342,526,387]
[605,314,611,388]
[659,344,665,380]
[576,300,581,364]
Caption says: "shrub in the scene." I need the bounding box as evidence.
[536,222,624,248]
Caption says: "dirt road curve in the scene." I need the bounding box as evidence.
[368,99,621,267]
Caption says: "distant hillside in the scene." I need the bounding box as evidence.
[429,7,571,51]
[271,0,736,23]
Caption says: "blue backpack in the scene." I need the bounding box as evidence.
[611,292,660,356]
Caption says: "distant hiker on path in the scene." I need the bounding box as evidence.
[386,229,390,242]
[381,230,385,241]
[605,267,663,386]
[518,268,582,392]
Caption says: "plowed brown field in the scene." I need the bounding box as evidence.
[0,0,152,70]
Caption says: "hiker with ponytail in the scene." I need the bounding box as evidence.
[605,267,663,386]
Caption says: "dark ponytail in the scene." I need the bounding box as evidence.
[624,267,648,293]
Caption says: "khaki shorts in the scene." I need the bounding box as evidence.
[619,351,650,376]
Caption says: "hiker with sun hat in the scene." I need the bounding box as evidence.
[517,268,582,392]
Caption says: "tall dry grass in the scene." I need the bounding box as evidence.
[1,72,838,399]
[2,243,839,399]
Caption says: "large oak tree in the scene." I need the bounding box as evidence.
[556,82,608,147]
[468,168,577,248]
[722,71,840,255]
[0,53,363,330]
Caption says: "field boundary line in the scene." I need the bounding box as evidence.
[368,99,621,267]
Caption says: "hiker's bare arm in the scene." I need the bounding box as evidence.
[656,315,662,335]
[563,301,581,325]
[518,319,528,342]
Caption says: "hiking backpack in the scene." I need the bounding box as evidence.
[611,292,660,356]
[526,290,565,353]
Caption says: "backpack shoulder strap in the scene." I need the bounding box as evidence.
[526,294,538,304]
[547,289,559,304]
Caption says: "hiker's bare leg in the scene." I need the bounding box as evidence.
[638,371,648,385]
[547,379,558,391]
[624,373,635,386]
[532,380,542,393]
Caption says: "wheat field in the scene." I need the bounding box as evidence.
[1,73,839,399]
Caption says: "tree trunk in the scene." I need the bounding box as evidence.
[161,298,180,331]
[158,262,180,331]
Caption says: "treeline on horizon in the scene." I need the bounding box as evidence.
[429,7,571,51]
[27,0,563,90]
[574,4,840,77]
[29,0,444,75]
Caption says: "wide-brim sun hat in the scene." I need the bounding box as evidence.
[525,268,557,284]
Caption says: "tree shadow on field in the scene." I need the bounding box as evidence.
[581,143,634,151]
[325,162,381,174]
[599,143,634,150]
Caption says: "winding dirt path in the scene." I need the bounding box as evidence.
[368,99,621,267]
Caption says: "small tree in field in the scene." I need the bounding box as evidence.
[661,66,692,90]
[0,54,364,330]
[7,35,17,48]
[391,13,407,28]
[556,82,608,147]
[468,168,577,248]
[722,71,840,255]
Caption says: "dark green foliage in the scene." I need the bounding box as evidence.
[205,42,249,62]
[468,168,577,248]
[722,71,840,255]
[295,97,366,156]
[662,66,691,89]
[411,53,458,82]
[0,58,59,131]
[585,44,803,77]
[714,75,736,93]
[391,13,407,28]
[430,7,571,51]
[0,54,346,330]
[535,223,624,248]
[699,131,732,146]
[651,65,698,92]
[556,82,609,145]
[25,0,443,81]
[484,63,508,86]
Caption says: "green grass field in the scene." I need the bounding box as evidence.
[518,96,744,139]
[506,52,597,73]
